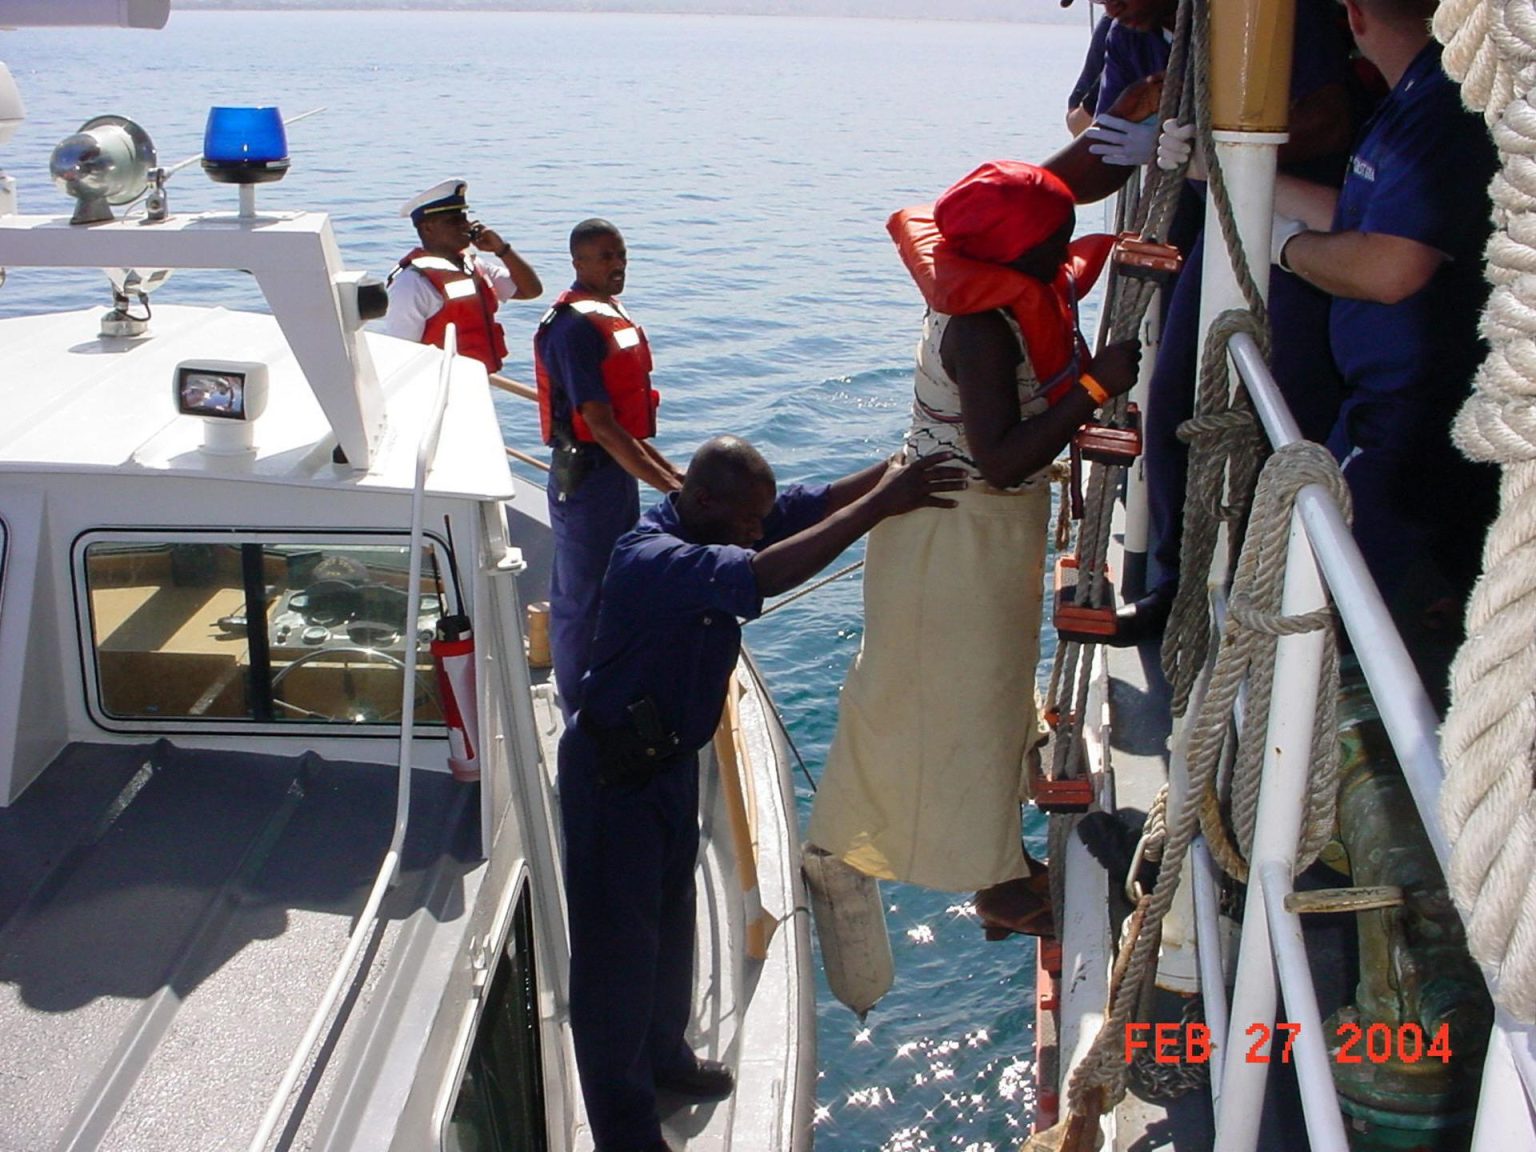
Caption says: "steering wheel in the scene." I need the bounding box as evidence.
[270,645,434,723]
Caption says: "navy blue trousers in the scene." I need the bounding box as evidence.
[559,723,700,1152]
[548,463,640,717]
[1143,230,1344,593]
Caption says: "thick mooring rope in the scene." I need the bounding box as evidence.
[1432,0,1536,1024]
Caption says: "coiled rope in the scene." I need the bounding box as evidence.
[1430,0,1536,1024]
[1186,442,1348,882]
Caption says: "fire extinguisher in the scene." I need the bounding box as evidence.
[432,613,479,782]
[432,518,479,782]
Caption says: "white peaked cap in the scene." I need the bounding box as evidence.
[400,178,469,223]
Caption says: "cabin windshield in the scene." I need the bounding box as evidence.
[79,535,453,728]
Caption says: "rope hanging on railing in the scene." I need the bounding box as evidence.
[1430,0,1536,1026]
[1158,0,1278,715]
[1186,442,1349,882]
[1162,309,1268,713]
[1058,443,1347,1128]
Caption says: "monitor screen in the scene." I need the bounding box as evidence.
[176,367,247,421]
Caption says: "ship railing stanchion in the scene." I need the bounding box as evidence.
[1212,499,1327,1151]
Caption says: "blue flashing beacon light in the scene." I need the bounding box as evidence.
[201,106,289,185]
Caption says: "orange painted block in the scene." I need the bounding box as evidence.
[1113,233,1183,282]
[1029,754,1095,813]
[1039,936,1063,977]
[1074,402,1142,466]
[1036,962,1059,1014]
[1052,555,1117,643]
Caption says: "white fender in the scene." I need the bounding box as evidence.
[802,844,893,1019]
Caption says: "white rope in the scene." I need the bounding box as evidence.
[1435,0,1536,1025]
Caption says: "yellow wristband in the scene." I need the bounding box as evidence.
[1079,373,1110,406]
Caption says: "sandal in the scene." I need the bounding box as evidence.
[974,868,1055,940]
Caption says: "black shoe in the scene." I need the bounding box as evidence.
[655,1056,735,1100]
[1076,809,1160,894]
[1109,586,1174,648]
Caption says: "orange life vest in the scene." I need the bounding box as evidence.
[396,248,508,374]
[887,204,1115,403]
[534,290,659,445]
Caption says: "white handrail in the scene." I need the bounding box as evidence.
[1222,330,1536,1128]
[1229,333,1450,860]
[246,327,458,1152]
[1258,862,1351,1152]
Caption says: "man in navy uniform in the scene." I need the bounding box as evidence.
[384,178,542,374]
[559,437,962,1152]
[1078,0,1356,644]
[534,219,684,718]
[1272,0,1498,703]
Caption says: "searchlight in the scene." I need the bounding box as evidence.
[49,114,157,225]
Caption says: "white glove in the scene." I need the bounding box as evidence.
[1084,114,1159,167]
[1271,214,1308,269]
[1156,119,1196,171]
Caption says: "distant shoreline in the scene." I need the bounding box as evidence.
[171,1,1086,26]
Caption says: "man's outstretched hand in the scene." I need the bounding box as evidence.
[868,452,968,518]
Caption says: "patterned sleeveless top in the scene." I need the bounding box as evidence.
[901,309,1054,491]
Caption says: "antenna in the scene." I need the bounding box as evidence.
[442,515,466,616]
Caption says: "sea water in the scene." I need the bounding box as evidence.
[0,11,1098,1149]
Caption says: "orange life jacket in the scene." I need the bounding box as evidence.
[534,290,659,445]
[397,248,508,374]
[887,204,1115,404]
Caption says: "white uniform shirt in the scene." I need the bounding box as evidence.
[382,255,517,342]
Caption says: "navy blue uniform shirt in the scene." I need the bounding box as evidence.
[1327,42,1497,459]
[1069,15,1113,113]
[579,483,831,753]
[536,283,614,436]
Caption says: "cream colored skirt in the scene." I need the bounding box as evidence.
[807,482,1050,891]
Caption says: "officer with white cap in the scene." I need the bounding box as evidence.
[384,178,542,374]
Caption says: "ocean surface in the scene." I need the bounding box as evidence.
[1,11,1101,1149]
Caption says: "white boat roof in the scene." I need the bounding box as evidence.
[0,303,515,500]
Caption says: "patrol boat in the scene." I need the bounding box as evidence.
[0,4,814,1150]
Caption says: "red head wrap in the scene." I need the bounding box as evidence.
[932,160,1075,265]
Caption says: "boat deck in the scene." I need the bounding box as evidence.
[527,655,815,1152]
[0,740,483,1152]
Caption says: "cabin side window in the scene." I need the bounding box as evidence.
[445,884,549,1152]
[79,536,454,728]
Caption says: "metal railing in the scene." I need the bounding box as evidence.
[247,327,459,1152]
[1198,332,1536,1151]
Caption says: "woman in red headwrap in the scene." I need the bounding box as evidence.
[807,162,1140,939]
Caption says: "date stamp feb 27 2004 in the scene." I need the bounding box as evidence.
[1123,1021,1454,1065]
